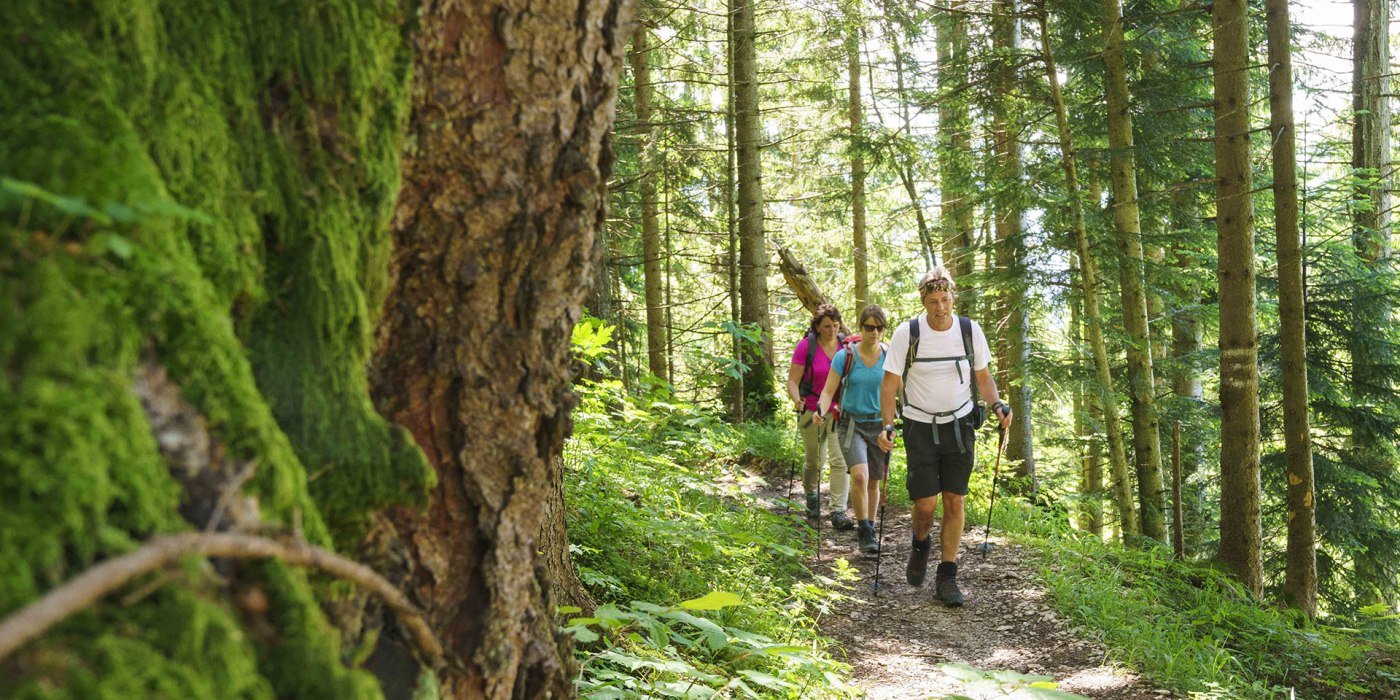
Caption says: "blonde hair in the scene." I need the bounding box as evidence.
[918,265,956,293]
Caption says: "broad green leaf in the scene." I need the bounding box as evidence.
[679,590,743,610]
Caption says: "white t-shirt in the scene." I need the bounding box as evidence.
[882,314,991,423]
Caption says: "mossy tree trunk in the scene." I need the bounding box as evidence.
[369,0,633,697]
[1103,0,1166,543]
[1213,0,1263,596]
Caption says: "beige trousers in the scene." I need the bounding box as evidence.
[799,411,850,509]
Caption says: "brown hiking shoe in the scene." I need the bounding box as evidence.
[906,540,930,587]
[935,573,964,607]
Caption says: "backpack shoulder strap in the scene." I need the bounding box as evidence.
[959,316,976,399]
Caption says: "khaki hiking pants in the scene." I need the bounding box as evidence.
[800,411,849,510]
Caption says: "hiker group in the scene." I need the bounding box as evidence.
[786,265,1014,607]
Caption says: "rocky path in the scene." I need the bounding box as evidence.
[801,501,1168,699]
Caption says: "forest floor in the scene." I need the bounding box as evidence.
[745,471,1168,699]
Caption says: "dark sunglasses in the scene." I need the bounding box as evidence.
[919,278,953,294]
[861,323,885,332]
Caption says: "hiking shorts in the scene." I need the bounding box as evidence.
[903,417,976,500]
[838,418,889,482]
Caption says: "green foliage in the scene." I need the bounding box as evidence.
[0,0,431,695]
[997,512,1400,698]
[564,374,857,697]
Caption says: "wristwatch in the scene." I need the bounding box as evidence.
[991,400,1008,417]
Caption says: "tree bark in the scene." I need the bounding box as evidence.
[734,0,776,418]
[1037,5,1136,541]
[1103,0,1165,542]
[727,0,744,422]
[938,0,976,303]
[777,245,836,318]
[1213,0,1263,595]
[1351,0,1392,605]
[1265,0,1316,617]
[369,0,633,696]
[991,0,1035,491]
[847,0,868,311]
[632,23,669,382]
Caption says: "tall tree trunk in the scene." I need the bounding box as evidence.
[938,0,976,298]
[1103,0,1165,542]
[991,0,1035,491]
[1072,258,1104,536]
[734,0,775,418]
[847,0,868,311]
[891,31,936,270]
[1267,0,1316,617]
[726,0,744,422]
[633,24,668,381]
[370,0,632,696]
[1037,6,1136,541]
[1213,0,1263,595]
[1351,0,1393,603]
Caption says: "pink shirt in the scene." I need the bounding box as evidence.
[791,335,839,412]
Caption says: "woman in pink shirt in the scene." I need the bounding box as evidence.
[785,304,853,529]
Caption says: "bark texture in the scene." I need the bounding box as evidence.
[1102,0,1165,542]
[734,0,771,355]
[1038,6,1134,540]
[991,0,1035,490]
[1351,0,1393,604]
[369,0,633,696]
[1213,0,1263,595]
[938,0,976,302]
[847,1,868,311]
[1267,0,1316,617]
[632,24,669,381]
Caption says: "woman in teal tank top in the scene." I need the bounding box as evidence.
[817,305,890,555]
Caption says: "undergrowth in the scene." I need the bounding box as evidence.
[963,479,1400,699]
[562,369,859,698]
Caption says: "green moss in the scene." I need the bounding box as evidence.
[1,0,431,695]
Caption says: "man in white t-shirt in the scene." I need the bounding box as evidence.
[877,266,1013,607]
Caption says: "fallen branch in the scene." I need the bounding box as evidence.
[0,532,443,667]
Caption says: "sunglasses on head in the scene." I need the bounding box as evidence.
[861,323,885,332]
[920,278,953,294]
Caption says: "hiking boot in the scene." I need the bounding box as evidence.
[805,492,820,520]
[830,510,855,531]
[906,538,931,587]
[935,572,964,607]
[858,522,880,555]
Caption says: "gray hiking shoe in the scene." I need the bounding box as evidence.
[805,492,820,520]
[935,573,964,607]
[830,510,855,531]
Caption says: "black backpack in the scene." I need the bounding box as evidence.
[899,315,985,427]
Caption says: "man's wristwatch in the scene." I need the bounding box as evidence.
[991,400,1008,417]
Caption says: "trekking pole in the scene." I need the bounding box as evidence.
[789,408,803,512]
[872,477,887,593]
[978,424,1008,557]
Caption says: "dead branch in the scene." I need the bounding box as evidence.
[0,532,443,668]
